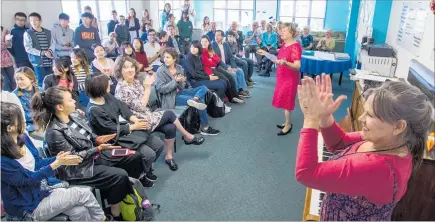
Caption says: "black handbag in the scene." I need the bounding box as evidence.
[178,107,200,134]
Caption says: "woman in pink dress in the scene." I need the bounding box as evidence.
[258,22,301,135]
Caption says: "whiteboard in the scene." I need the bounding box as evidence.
[396,1,429,56]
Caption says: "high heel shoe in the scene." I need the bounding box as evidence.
[183,136,205,145]
[277,124,293,136]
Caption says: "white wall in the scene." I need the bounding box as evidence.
[255,0,277,21]
[385,1,434,78]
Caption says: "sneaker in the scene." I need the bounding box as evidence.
[146,171,158,182]
[187,99,207,110]
[239,90,251,98]
[247,82,254,88]
[201,126,220,135]
[248,78,256,84]
[232,97,245,104]
[225,106,231,113]
[140,177,154,188]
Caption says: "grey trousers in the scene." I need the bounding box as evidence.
[137,134,164,173]
[32,187,105,221]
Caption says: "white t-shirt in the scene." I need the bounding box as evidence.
[102,39,119,52]
[17,147,35,171]
[144,42,162,66]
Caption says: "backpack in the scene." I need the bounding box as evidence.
[120,178,160,221]
[204,90,225,118]
[178,107,200,134]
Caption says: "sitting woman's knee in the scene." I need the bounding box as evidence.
[164,124,177,139]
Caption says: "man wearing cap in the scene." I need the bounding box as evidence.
[51,13,74,63]
[74,12,101,61]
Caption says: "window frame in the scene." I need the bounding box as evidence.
[212,0,255,30]
[61,0,128,40]
[277,0,326,30]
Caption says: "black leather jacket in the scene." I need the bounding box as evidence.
[45,112,99,180]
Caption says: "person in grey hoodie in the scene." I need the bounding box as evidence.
[74,12,100,61]
[51,13,74,63]
[114,15,130,45]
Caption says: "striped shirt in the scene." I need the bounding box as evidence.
[34,30,52,67]
[71,65,91,91]
[67,120,91,140]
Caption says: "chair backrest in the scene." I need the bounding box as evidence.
[149,85,162,111]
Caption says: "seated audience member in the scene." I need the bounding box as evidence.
[51,13,74,62]
[295,28,303,46]
[205,21,216,42]
[259,20,267,34]
[316,29,335,52]
[114,15,130,45]
[1,75,25,116]
[107,10,119,34]
[13,67,44,138]
[296,75,434,220]
[24,12,54,87]
[227,32,255,86]
[85,74,163,187]
[43,58,79,102]
[159,31,169,48]
[90,44,117,94]
[167,25,181,55]
[31,87,143,220]
[258,23,278,77]
[200,35,244,104]
[114,57,204,171]
[177,11,193,55]
[11,12,33,69]
[140,23,151,43]
[163,14,179,36]
[244,21,262,71]
[212,30,250,98]
[132,38,152,72]
[74,12,101,61]
[70,48,92,108]
[1,26,16,91]
[118,41,135,59]
[225,21,244,53]
[156,48,220,136]
[1,102,105,221]
[102,32,119,57]
[185,41,227,99]
[144,29,165,72]
[276,21,283,48]
[301,26,314,50]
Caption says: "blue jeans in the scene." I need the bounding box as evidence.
[34,66,52,87]
[229,68,247,91]
[175,86,209,125]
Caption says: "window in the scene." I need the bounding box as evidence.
[279,0,326,31]
[61,0,128,39]
[157,0,183,28]
[213,0,254,30]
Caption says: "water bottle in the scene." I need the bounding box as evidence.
[142,199,151,209]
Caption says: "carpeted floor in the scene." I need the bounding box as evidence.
[148,72,354,220]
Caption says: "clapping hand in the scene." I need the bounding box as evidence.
[175,75,185,82]
[143,72,156,88]
[298,75,347,121]
[55,152,82,166]
[98,144,122,150]
[96,134,117,145]
[210,74,219,80]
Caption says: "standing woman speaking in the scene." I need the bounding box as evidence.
[258,22,301,136]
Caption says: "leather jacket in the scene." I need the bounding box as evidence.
[45,112,98,180]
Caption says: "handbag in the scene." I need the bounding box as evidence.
[178,107,200,134]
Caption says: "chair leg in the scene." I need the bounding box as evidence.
[174,139,177,153]
[300,72,304,79]
[330,73,333,79]
[339,72,343,86]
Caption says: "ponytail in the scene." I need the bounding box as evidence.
[31,87,69,131]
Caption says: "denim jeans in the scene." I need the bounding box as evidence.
[34,66,52,87]
[175,85,209,125]
[229,67,247,91]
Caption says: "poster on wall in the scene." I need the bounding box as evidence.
[396,1,429,56]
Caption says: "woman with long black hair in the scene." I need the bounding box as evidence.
[43,58,79,101]
[31,87,141,220]
[1,102,105,221]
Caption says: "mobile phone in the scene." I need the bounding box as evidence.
[111,149,135,156]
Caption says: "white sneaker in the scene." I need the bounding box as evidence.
[232,97,245,104]
[187,99,207,110]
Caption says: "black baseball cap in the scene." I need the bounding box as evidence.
[59,13,70,20]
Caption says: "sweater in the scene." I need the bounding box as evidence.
[177,20,193,40]
[134,51,149,71]
[114,24,130,45]
[295,122,412,205]
[201,48,223,75]
[1,134,58,217]
[10,24,29,63]
[13,86,43,132]
[184,53,210,82]
[51,23,74,57]
[155,64,187,109]
[73,24,101,61]
[261,31,278,48]
[107,20,118,34]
